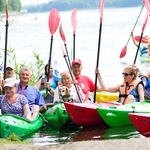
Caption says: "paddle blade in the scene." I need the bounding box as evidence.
[99,0,105,23]
[120,46,127,58]
[135,35,150,44]
[48,8,60,35]
[143,0,150,13]
[5,1,8,20]
[59,23,66,43]
[71,8,77,33]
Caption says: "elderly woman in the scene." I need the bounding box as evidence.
[96,64,145,104]
[0,77,32,122]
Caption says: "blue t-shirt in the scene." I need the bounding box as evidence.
[17,83,45,107]
[0,94,28,117]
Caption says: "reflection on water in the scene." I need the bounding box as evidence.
[23,124,141,146]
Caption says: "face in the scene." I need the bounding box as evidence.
[6,68,14,78]
[46,66,53,76]
[72,64,82,77]
[122,68,134,83]
[5,86,17,96]
[19,68,32,84]
[61,74,72,88]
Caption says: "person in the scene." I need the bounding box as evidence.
[131,32,150,57]
[17,67,45,119]
[0,77,32,122]
[34,64,58,97]
[5,63,15,78]
[52,71,85,103]
[71,59,101,102]
[96,64,145,104]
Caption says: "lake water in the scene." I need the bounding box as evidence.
[0,6,148,144]
[1,6,150,86]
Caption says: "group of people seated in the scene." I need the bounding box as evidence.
[0,58,150,122]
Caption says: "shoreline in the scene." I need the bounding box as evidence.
[1,137,150,150]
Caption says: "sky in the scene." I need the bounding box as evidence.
[20,0,50,6]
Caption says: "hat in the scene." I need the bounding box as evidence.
[4,78,16,87]
[72,59,82,66]
[6,64,14,70]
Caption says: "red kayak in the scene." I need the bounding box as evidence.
[134,35,150,44]
[64,102,120,127]
[129,113,150,137]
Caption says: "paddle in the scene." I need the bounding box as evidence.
[93,0,105,103]
[71,8,77,60]
[59,23,72,69]
[143,0,150,13]
[47,8,60,82]
[60,42,83,103]
[4,1,9,81]
[133,11,149,64]
[119,5,144,58]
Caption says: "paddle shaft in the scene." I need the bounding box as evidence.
[73,33,75,59]
[133,32,143,64]
[63,55,83,103]
[126,5,144,46]
[94,22,102,103]
[64,44,72,69]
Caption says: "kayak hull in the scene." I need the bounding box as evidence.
[0,114,44,138]
[97,101,150,127]
[139,56,150,63]
[64,102,120,127]
[129,113,150,137]
[42,103,71,128]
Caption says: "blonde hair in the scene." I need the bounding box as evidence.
[61,71,72,84]
[125,64,139,79]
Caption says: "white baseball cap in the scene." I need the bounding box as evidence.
[3,78,16,87]
[6,64,14,70]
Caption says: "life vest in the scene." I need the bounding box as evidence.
[145,78,150,92]
[118,79,143,104]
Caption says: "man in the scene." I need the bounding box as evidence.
[5,64,15,78]
[17,67,45,119]
[71,59,101,102]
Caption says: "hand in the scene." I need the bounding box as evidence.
[95,68,100,74]
[44,82,50,89]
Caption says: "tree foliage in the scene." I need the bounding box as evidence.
[0,0,21,13]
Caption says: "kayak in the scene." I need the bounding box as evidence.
[64,102,120,127]
[96,100,150,127]
[0,114,44,138]
[139,55,150,63]
[129,113,150,137]
[42,103,71,128]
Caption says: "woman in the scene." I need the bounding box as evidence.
[35,64,58,96]
[0,77,32,122]
[96,65,145,104]
[53,71,85,103]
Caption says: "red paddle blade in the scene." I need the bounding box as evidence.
[99,0,105,23]
[120,46,127,58]
[48,8,60,35]
[143,0,150,13]
[5,2,8,20]
[135,35,150,44]
[71,8,77,33]
[59,23,66,43]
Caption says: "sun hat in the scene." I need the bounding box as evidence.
[3,78,16,87]
[6,63,14,70]
[71,59,82,66]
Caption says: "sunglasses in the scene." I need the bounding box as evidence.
[122,72,132,77]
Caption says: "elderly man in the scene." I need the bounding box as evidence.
[17,67,45,119]
[71,59,101,102]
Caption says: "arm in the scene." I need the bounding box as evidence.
[96,68,119,92]
[34,78,42,89]
[137,84,145,102]
[23,103,32,122]
[131,32,138,47]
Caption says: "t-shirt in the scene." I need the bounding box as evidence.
[75,75,95,101]
[0,94,28,117]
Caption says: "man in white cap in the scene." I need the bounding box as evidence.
[5,64,15,78]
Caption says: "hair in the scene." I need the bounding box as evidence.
[19,67,32,76]
[125,64,140,79]
[61,71,72,84]
[44,64,53,76]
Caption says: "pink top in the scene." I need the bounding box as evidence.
[75,75,95,101]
